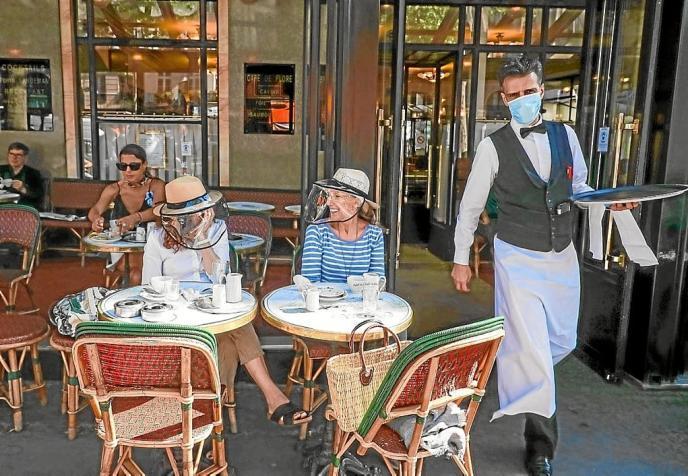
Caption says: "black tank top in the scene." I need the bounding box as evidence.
[109,178,157,220]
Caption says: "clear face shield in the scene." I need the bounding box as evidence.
[160,197,228,250]
[303,183,365,224]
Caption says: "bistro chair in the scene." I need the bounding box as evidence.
[0,204,41,314]
[73,321,229,476]
[224,212,272,293]
[0,312,50,431]
[326,317,504,476]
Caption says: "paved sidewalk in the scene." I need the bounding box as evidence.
[1,354,687,475]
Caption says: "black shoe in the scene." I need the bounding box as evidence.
[525,455,552,476]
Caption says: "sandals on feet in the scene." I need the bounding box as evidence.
[268,402,312,426]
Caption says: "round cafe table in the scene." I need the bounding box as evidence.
[82,234,146,287]
[98,281,257,335]
[225,201,275,215]
[261,283,413,439]
[0,190,20,204]
[228,232,265,256]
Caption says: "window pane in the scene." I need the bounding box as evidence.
[206,1,217,40]
[480,6,526,45]
[93,0,202,39]
[464,7,475,44]
[91,46,202,116]
[547,8,585,47]
[531,8,543,45]
[94,122,205,182]
[543,53,581,123]
[405,6,459,44]
[76,0,87,37]
[475,52,510,122]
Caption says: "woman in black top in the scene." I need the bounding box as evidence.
[88,144,165,284]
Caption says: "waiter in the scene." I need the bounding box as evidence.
[451,55,636,476]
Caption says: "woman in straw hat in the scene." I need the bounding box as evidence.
[300,168,385,282]
[142,175,311,426]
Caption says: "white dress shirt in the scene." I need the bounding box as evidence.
[453,116,593,265]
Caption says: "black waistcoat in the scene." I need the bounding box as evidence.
[490,121,574,252]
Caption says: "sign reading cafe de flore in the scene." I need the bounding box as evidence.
[244,64,295,135]
[0,58,53,132]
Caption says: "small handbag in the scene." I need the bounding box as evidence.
[326,319,410,432]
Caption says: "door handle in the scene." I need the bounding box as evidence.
[604,112,639,270]
[375,108,391,206]
[425,147,434,209]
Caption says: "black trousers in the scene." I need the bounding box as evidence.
[524,413,558,459]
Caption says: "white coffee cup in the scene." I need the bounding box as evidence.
[2,178,13,188]
[135,226,146,242]
[150,276,173,294]
[302,287,320,312]
[225,273,243,303]
[212,284,226,308]
[363,272,387,291]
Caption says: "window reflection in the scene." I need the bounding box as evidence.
[91,0,217,40]
[547,8,585,47]
[480,7,526,45]
[464,7,475,44]
[543,53,581,123]
[532,9,543,45]
[405,6,460,44]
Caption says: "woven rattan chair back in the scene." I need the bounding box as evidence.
[0,204,40,269]
[0,205,41,312]
[327,317,504,476]
[72,325,228,475]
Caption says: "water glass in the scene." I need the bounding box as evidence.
[362,284,379,312]
[213,260,229,284]
[164,279,180,300]
[225,273,243,303]
[109,219,121,238]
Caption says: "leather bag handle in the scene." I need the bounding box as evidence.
[355,322,402,386]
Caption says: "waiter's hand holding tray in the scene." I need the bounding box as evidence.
[572,184,688,206]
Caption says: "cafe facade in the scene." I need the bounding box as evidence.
[1,0,687,386]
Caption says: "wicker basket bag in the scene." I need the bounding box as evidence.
[326,320,410,432]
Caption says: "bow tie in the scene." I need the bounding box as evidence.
[520,124,547,138]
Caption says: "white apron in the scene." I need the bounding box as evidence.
[491,236,580,420]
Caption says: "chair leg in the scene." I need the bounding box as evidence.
[60,366,68,415]
[299,353,314,440]
[66,354,79,440]
[30,344,48,406]
[181,445,194,476]
[7,349,24,431]
[100,444,116,476]
[224,384,238,434]
[284,344,303,399]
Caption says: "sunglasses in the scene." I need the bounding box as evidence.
[116,162,143,171]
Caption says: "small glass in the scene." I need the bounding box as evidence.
[213,260,229,284]
[164,279,180,300]
[362,284,379,312]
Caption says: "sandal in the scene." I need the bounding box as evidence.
[268,401,312,426]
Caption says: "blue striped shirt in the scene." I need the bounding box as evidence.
[301,224,385,283]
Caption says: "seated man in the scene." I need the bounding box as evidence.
[0,142,44,209]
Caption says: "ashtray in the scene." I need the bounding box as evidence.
[113,298,145,318]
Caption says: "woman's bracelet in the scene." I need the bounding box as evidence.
[135,212,143,225]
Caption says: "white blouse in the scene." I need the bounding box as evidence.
[141,221,229,284]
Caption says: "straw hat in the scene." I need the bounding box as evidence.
[316,168,379,209]
[153,175,222,216]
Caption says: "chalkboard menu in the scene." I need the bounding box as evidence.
[244,64,295,135]
[0,59,52,132]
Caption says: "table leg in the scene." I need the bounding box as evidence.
[122,255,130,287]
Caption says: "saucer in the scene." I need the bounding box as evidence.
[140,290,178,302]
[193,296,249,314]
[89,232,121,244]
[318,285,346,302]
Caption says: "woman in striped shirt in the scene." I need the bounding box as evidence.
[301,168,385,282]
